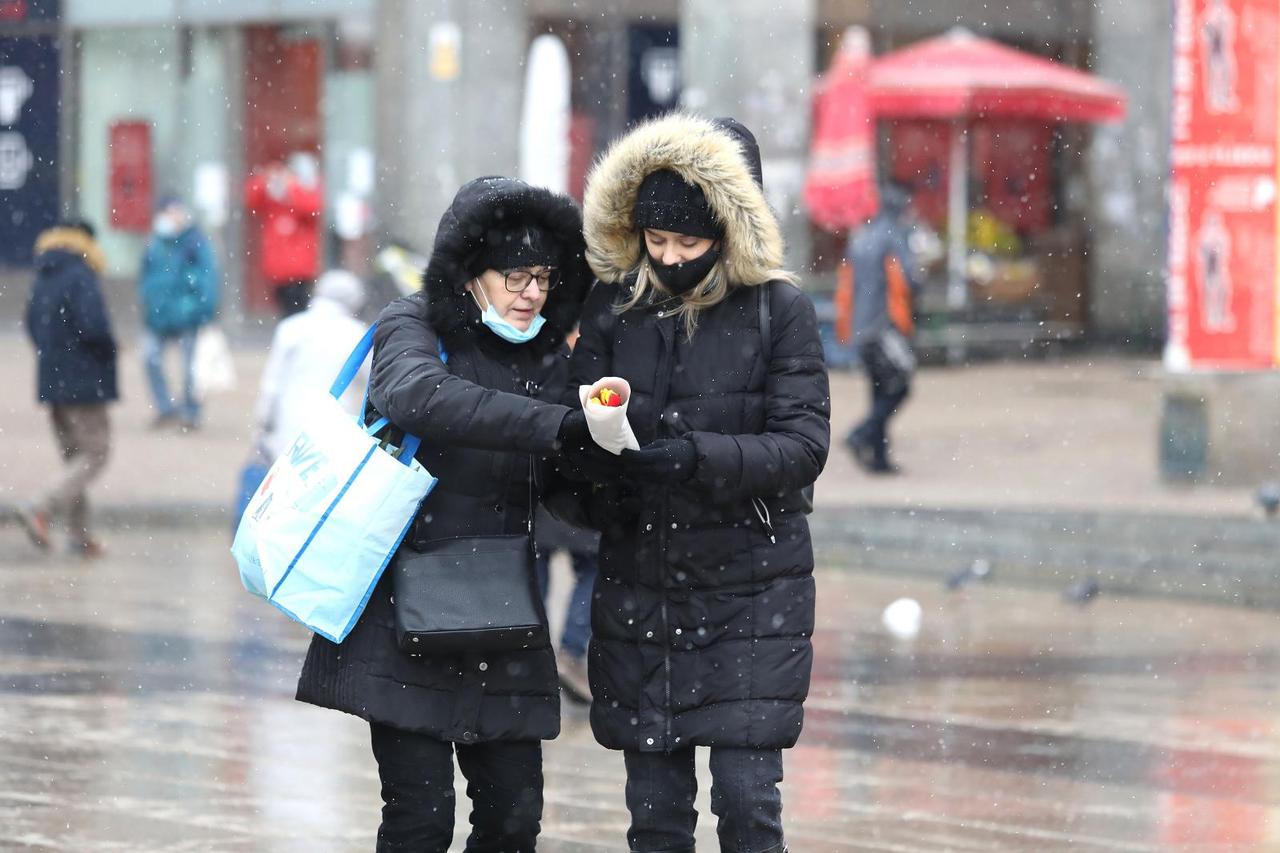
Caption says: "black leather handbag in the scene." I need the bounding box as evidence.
[391,534,548,654]
[391,460,549,655]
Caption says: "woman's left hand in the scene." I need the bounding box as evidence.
[559,441,626,484]
[619,438,697,483]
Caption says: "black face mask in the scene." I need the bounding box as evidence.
[648,245,721,296]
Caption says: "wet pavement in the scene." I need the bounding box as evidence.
[3,530,1280,851]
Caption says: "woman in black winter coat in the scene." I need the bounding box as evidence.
[562,114,831,853]
[295,177,594,852]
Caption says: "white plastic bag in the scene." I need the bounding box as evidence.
[578,377,640,456]
[194,324,237,398]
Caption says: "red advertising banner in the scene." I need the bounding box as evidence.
[108,121,153,232]
[1168,0,1280,370]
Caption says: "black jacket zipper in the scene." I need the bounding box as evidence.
[651,314,677,748]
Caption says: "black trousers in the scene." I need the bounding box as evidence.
[369,722,542,852]
[850,338,911,466]
[624,747,786,853]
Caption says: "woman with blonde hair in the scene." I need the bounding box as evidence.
[560,114,831,853]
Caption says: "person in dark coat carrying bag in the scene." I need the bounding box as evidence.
[19,220,117,558]
[294,177,593,851]
[560,114,831,852]
[844,181,920,474]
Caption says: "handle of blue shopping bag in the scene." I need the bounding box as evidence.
[364,412,420,464]
[330,324,378,399]
[330,323,427,468]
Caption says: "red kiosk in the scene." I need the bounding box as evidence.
[811,28,1128,353]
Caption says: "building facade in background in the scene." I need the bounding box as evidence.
[0,0,61,267]
[61,0,376,316]
[2,0,1166,349]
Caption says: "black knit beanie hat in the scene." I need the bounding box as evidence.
[633,169,722,239]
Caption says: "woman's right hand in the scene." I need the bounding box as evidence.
[556,409,591,450]
[558,439,624,485]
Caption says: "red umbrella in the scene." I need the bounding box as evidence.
[868,28,1127,122]
[867,28,1127,309]
[805,27,879,230]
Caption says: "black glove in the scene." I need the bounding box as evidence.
[560,441,625,484]
[619,438,698,484]
[556,409,591,450]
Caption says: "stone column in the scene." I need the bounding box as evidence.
[1086,0,1172,346]
[375,0,528,252]
[679,0,817,276]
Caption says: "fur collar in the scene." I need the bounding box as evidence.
[583,113,787,287]
[422,176,591,357]
[35,227,106,274]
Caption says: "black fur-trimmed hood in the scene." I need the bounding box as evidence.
[423,176,591,356]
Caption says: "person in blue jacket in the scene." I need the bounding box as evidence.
[138,196,220,430]
[20,219,116,557]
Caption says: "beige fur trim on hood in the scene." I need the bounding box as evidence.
[35,227,107,274]
[583,112,787,287]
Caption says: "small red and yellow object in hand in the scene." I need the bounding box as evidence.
[590,387,624,407]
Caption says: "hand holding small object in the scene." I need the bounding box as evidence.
[619,438,697,483]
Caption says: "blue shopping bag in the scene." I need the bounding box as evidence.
[231,325,437,642]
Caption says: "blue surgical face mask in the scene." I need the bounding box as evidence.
[471,284,546,344]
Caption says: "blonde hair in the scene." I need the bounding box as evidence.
[614,253,730,339]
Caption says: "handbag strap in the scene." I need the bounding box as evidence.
[336,323,424,466]
[527,455,536,537]
[758,281,815,513]
[758,282,772,371]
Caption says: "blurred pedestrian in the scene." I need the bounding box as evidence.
[532,507,598,703]
[138,195,220,431]
[563,113,831,853]
[245,151,323,317]
[254,269,369,461]
[19,219,115,558]
[295,177,593,850]
[844,181,920,474]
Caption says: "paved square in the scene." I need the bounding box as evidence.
[3,529,1279,850]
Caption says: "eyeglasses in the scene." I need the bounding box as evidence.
[503,268,560,292]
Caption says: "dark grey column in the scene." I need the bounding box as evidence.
[375,0,527,252]
[1086,0,1172,345]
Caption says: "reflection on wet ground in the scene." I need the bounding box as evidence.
[3,530,1280,851]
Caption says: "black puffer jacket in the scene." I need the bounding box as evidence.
[570,114,831,752]
[296,177,590,743]
[25,227,117,405]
